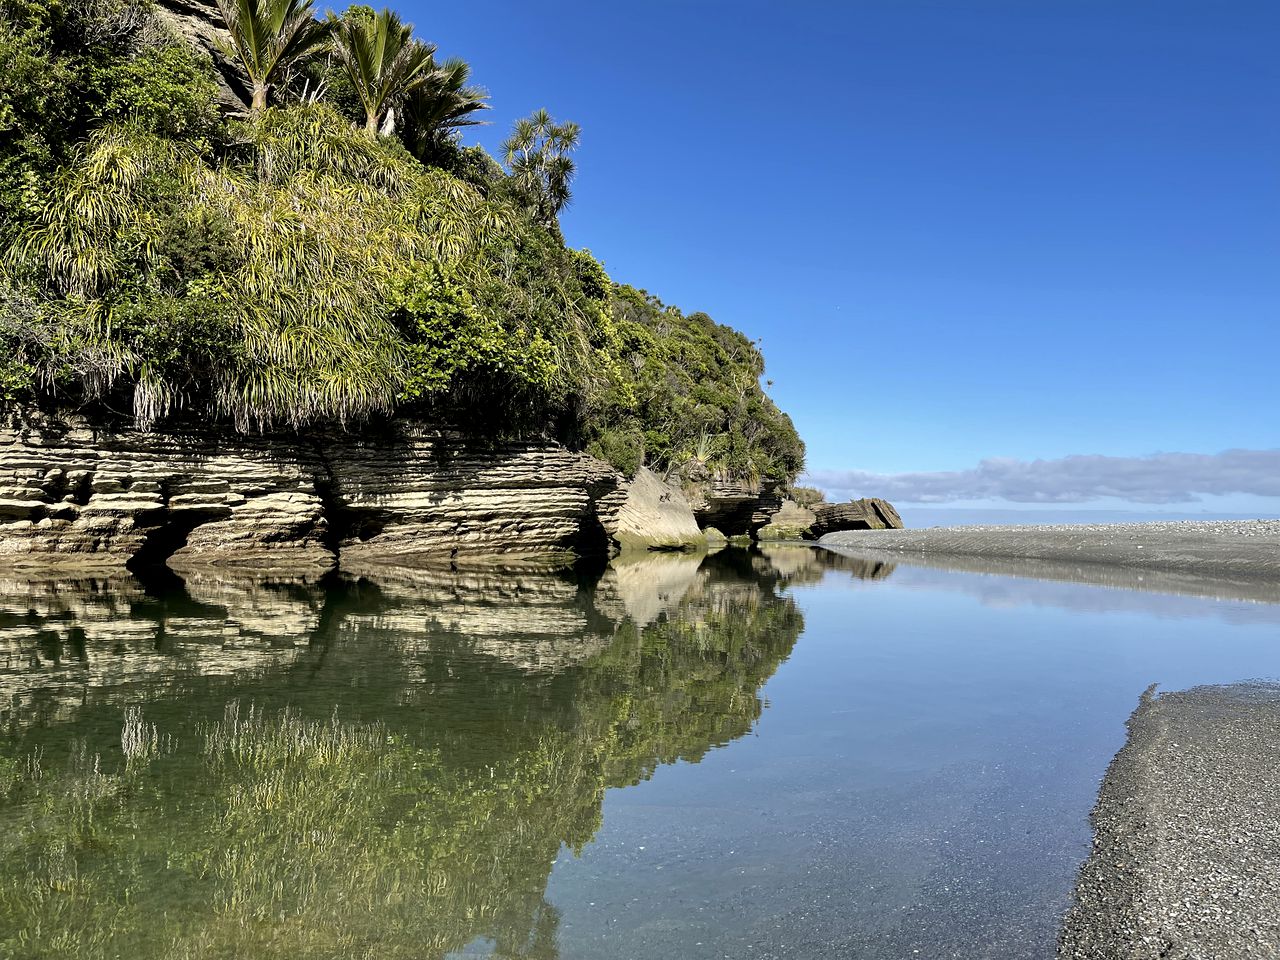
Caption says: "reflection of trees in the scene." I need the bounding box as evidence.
[0,554,804,959]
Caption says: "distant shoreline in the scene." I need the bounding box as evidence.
[820,520,1280,584]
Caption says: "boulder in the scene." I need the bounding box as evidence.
[809,498,904,537]
[606,467,704,552]
[756,499,817,541]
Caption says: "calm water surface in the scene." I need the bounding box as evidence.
[1,546,1277,959]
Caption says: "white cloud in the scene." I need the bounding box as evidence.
[804,449,1280,505]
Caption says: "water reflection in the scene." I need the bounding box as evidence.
[823,544,1280,626]
[0,549,820,959]
[824,542,1280,607]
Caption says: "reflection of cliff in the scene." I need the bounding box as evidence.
[0,573,325,729]
[0,552,805,959]
[754,543,897,588]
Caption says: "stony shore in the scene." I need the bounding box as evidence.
[1059,683,1280,959]
[821,520,1280,582]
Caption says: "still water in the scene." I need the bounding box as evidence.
[1,546,1276,959]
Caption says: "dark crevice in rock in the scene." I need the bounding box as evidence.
[574,479,618,559]
[308,444,351,560]
[308,441,387,560]
[127,481,229,574]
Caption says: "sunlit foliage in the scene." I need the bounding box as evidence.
[0,0,802,482]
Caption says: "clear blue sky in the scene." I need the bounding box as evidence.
[401,0,1279,515]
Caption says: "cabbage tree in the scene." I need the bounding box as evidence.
[503,109,580,225]
[330,7,436,136]
[215,0,331,112]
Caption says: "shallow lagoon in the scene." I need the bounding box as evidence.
[1,547,1276,959]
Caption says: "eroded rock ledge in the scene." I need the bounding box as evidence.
[1,414,796,569]
[0,414,626,570]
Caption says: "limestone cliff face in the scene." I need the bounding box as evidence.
[153,0,251,112]
[320,430,623,566]
[756,499,818,541]
[0,414,625,570]
[608,467,705,552]
[685,478,784,536]
[0,417,332,571]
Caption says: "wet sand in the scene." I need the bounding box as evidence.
[1059,683,1280,959]
[821,520,1280,584]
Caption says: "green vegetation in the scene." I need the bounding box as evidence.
[0,0,802,483]
[790,485,827,508]
[215,0,330,112]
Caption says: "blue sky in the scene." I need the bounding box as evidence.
[403,0,1279,518]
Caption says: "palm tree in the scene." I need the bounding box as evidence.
[330,8,436,137]
[503,109,580,225]
[400,57,489,163]
[215,0,331,112]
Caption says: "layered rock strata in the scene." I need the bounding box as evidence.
[0,418,332,571]
[685,478,783,536]
[0,415,625,570]
[756,499,818,541]
[320,432,623,566]
[810,498,904,537]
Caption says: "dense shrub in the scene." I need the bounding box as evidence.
[0,0,803,484]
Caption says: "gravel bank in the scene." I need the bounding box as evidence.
[821,520,1280,582]
[1059,683,1280,959]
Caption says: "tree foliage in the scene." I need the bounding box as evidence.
[502,108,580,227]
[0,557,804,959]
[0,0,804,485]
[215,0,331,111]
[329,6,434,136]
[399,57,488,166]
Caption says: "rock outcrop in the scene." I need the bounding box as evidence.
[154,0,251,112]
[319,430,623,567]
[756,499,817,541]
[0,417,333,572]
[809,498,904,537]
[685,478,784,537]
[0,414,625,570]
[607,467,704,552]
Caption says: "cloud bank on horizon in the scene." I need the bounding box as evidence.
[804,449,1280,505]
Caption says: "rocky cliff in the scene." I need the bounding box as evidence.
[685,478,784,537]
[153,0,251,112]
[0,414,626,570]
[609,467,705,552]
